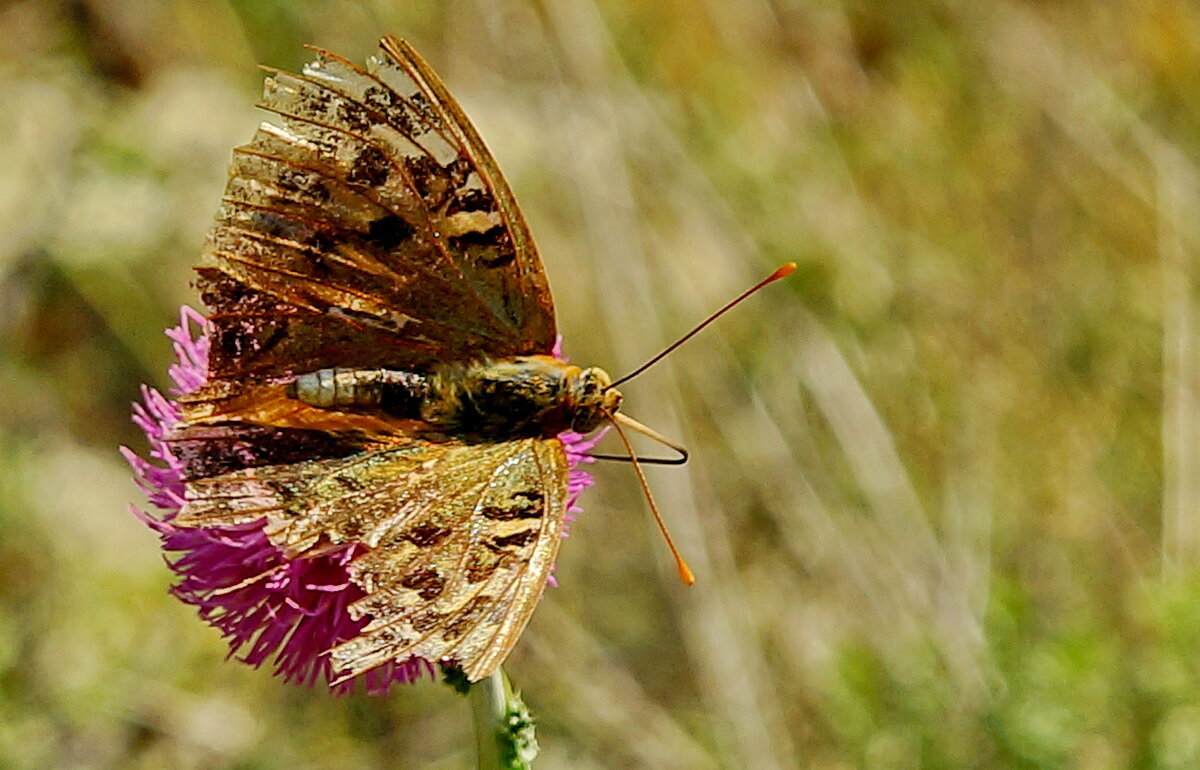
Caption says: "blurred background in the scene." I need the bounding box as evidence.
[1,0,1197,767]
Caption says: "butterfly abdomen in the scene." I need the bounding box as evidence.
[289,356,620,441]
[289,368,429,411]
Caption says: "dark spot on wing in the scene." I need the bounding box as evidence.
[371,626,410,647]
[367,214,415,250]
[362,85,417,134]
[406,92,439,126]
[445,188,495,216]
[402,523,450,547]
[411,612,444,632]
[245,210,337,272]
[480,491,544,520]
[275,168,330,202]
[308,230,336,255]
[449,226,504,248]
[488,528,540,551]
[480,505,543,521]
[404,155,443,200]
[336,98,373,133]
[248,209,302,240]
[295,88,331,117]
[348,144,391,187]
[401,568,445,601]
[213,320,287,362]
[449,226,515,268]
[332,475,364,491]
[446,158,471,187]
[465,551,501,583]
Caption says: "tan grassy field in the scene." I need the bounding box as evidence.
[0,0,1196,767]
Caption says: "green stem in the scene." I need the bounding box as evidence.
[469,666,538,769]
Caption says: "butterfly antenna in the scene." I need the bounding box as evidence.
[605,409,696,586]
[609,262,796,389]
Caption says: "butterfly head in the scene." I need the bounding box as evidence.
[565,366,622,433]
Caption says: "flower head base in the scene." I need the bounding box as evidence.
[123,308,600,694]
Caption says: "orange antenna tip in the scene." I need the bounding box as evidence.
[771,262,798,281]
[677,560,696,586]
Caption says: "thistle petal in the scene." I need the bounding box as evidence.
[125,310,598,693]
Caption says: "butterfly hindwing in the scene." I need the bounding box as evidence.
[176,435,569,682]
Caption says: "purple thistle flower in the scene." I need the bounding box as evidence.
[123,307,600,695]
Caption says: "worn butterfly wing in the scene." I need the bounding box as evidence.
[199,35,555,390]
[169,39,583,685]
[177,435,569,682]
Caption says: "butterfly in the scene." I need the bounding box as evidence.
[166,37,623,684]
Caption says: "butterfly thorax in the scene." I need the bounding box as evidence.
[291,355,621,440]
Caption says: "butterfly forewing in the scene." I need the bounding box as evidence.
[200,37,556,385]
[375,37,554,344]
[177,436,569,682]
